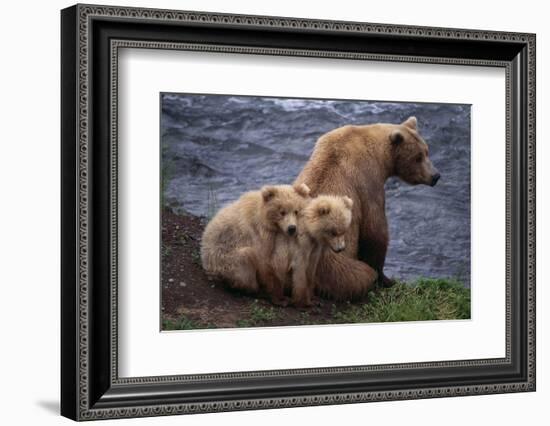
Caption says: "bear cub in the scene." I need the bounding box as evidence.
[272,194,353,307]
[200,183,310,305]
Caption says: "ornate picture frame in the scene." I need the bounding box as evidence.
[61,4,535,421]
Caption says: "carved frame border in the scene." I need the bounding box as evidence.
[61,3,535,421]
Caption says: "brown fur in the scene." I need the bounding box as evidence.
[294,117,440,300]
[292,195,353,307]
[200,183,310,305]
[270,194,353,307]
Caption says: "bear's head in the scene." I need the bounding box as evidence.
[261,183,311,236]
[302,195,353,252]
[390,116,440,187]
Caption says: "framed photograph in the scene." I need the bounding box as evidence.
[61,4,536,421]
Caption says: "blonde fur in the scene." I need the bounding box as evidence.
[291,195,353,307]
[269,194,354,307]
[200,183,310,305]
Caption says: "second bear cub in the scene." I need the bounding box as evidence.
[272,194,353,307]
[293,195,353,307]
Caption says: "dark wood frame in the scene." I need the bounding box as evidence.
[61,3,536,421]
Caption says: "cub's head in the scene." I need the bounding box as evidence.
[390,116,440,187]
[302,195,353,252]
[261,183,311,236]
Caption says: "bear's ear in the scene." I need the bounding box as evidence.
[342,196,353,210]
[261,186,277,202]
[294,183,311,198]
[317,201,331,216]
[390,129,404,145]
[402,116,417,129]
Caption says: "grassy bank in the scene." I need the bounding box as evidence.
[162,275,470,331]
[330,278,470,324]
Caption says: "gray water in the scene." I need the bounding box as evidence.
[161,93,471,286]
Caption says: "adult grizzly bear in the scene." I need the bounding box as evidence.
[294,116,440,301]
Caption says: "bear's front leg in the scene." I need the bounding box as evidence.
[291,260,312,308]
[358,217,395,288]
[258,263,289,307]
[379,272,396,288]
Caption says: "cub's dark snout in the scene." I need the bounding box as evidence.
[431,173,441,187]
[287,225,296,236]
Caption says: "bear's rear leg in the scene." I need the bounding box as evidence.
[315,251,378,301]
[227,247,260,293]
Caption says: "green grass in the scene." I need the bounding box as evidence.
[236,302,279,328]
[162,278,470,330]
[249,302,279,323]
[161,303,281,330]
[332,278,470,324]
[163,316,218,330]
[162,316,199,330]
[190,249,202,266]
[161,244,172,259]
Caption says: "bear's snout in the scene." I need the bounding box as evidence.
[287,225,297,236]
[331,238,346,253]
[430,172,441,187]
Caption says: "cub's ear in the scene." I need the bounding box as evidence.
[294,183,311,198]
[261,186,277,202]
[390,129,404,145]
[402,116,417,129]
[342,196,353,210]
[317,201,331,216]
